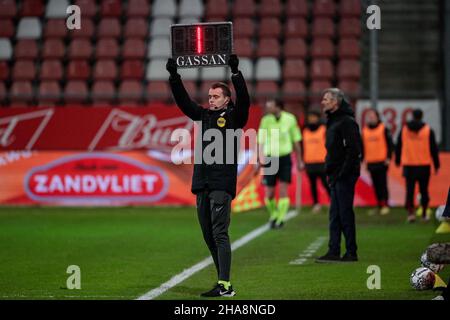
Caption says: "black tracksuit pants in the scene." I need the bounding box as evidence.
[368,164,389,207]
[404,166,431,211]
[328,175,358,256]
[196,189,232,282]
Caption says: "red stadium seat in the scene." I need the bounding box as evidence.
[146,81,171,101]
[44,19,67,38]
[68,39,93,59]
[0,0,17,18]
[255,81,279,99]
[310,59,334,80]
[94,60,117,80]
[40,60,64,80]
[38,81,61,105]
[118,80,143,105]
[124,18,148,38]
[259,18,282,38]
[96,38,119,59]
[312,18,335,38]
[256,38,280,57]
[122,39,146,59]
[0,62,10,81]
[121,60,144,79]
[339,18,362,38]
[284,38,307,58]
[283,59,306,80]
[310,80,332,93]
[67,60,91,80]
[183,81,198,99]
[98,18,121,38]
[127,0,150,17]
[338,80,360,96]
[10,81,34,105]
[64,81,88,103]
[338,38,361,58]
[285,0,308,17]
[337,59,360,80]
[205,0,229,20]
[21,0,44,17]
[312,0,336,18]
[68,18,95,38]
[14,40,39,60]
[13,60,36,80]
[232,0,255,17]
[282,80,306,102]
[100,0,122,17]
[285,18,308,38]
[42,39,65,59]
[259,0,282,17]
[340,0,361,18]
[310,38,335,58]
[0,19,15,37]
[92,80,116,105]
[233,18,255,38]
[74,0,98,17]
[233,38,254,58]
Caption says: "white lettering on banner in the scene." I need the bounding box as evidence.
[356,100,442,143]
[0,151,33,166]
[89,109,194,151]
[0,109,54,150]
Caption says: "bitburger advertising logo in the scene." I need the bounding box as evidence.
[24,153,169,204]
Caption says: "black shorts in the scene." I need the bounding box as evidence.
[262,154,292,187]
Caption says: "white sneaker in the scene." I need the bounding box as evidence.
[312,204,322,213]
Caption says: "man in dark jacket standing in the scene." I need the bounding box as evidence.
[166,54,250,297]
[316,88,362,263]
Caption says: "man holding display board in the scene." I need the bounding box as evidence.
[166,22,250,297]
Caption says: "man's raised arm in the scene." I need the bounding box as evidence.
[229,55,250,128]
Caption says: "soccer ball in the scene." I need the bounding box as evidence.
[420,252,444,273]
[435,205,446,222]
[410,267,435,290]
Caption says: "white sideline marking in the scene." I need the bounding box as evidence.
[136,210,298,300]
[289,236,327,265]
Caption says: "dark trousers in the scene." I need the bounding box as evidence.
[196,190,232,281]
[306,169,330,204]
[328,175,358,256]
[404,166,430,211]
[368,165,389,207]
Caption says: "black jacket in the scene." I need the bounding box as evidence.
[324,99,362,185]
[361,121,394,170]
[169,71,250,199]
[394,120,440,171]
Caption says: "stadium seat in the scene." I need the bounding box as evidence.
[16,18,42,39]
[259,0,282,17]
[310,38,335,58]
[233,18,255,39]
[337,59,360,80]
[256,38,281,58]
[68,39,93,59]
[118,80,143,105]
[21,0,44,17]
[338,80,360,96]
[126,0,150,17]
[121,60,144,79]
[200,67,227,81]
[69,18,95,38]
[94,60,117,80]
[44,19,67,38]
[10,81,34,105]
[0,61,10,81]
[64,81,88,103]
[310,59,334,80]
[233,38,254,58]
[283,38,307,59]
[122,39,146,59]
[312,18,335,38]
[179,0,204,18]
[74,0,97,17]
[13,60,36,80]
[152,0,177,18]
[0,19,14,38]
[92,81,116,105]
[340,0,362,18]
[46,0,70,18]
[285,18,308,38]
[0,39,13,60]
[0,0,17,18]
[310,80,332,94]
[100,0,122,17]
[42,39,65,59]
[232,0,255,17]
[255,58,281,80]
[178,68,199,81]
[146,81,171,101]
[98,18,121,38]
[178,17,200,24]
[14,40,39,60]
[339,18,362,38]
[313,0,336,18]
[238,58,254,80]
[182,80,198,99]
[146,59,168,80]
[150,18,173,38]
[255,81,279,99]
[283,59,307,80]
[124,19,148,38]
[205,0,229,20]
[38,81,61,105]
[39,60,64,80]
[338,38,361,58]
[259,18,282,38]
[285,0,308,17]
[66,60,91,80]
[147,37,171,59]
[96,38,119,59]
[282,80,306,102]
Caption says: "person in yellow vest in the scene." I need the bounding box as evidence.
[257,99,303,229]
[301,109,330,213]
[395,109,440,223]
[361,108,394,216]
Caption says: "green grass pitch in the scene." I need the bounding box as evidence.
[0,206,448,300]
